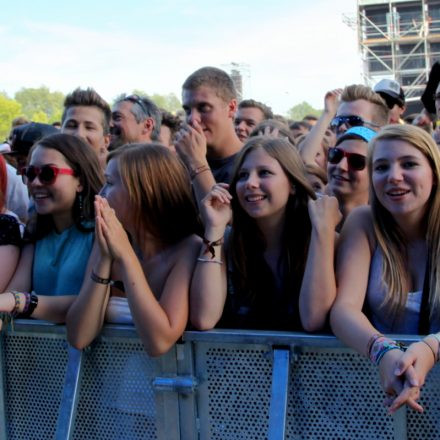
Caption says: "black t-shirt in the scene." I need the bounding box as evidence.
[208,154,238,184]
[0,214,21,247]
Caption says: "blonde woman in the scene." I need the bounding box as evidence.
[331,124,440,413]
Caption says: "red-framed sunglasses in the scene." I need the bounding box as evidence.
[327,147,367,171]
[20,165,76,185]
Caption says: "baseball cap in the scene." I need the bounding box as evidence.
[374,79,405,108]
[6,122,58,157]
[336,126,377,146]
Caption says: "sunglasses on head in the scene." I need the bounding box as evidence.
[20,165,75,185]
[124,94,150,116]
[328,147,367,171]
[330,115,379,133]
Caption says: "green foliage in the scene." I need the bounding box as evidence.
[0,94,22,140]
[14,86,65,123]
[131,90,182,113]
[287,101,321,121]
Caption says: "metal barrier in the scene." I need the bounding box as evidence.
[0,322,439,439]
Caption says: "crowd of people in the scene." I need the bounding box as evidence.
[2,64,440,415]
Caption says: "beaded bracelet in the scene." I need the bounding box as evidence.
[369,337,406,366]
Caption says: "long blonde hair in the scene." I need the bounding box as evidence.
[368,124,440,317]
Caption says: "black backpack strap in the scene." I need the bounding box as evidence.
[418,256,431,335]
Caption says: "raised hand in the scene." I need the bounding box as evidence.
[308,195,342,233]
[324,89,343,117]
[174,120,208,170]
[200,183,232,237]
[94,196,132,261]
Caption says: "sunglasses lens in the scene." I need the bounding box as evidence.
[348,155,366,171]
[23,166,37,183]
[346,116,364,127]
[39,166,56,184]
[328,148,343,164]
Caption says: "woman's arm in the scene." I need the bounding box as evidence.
[299,195,341,331]
[330,206,376,352]
[119,235,201,356]
[190,184,231,330]
[0,245,20,292]
[66,197,113,348]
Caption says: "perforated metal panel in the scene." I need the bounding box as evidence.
[407,363,440,439]
[195,343,273,439]
[286,348,394,440]
[3,333,68,440]
[71,339,159,440]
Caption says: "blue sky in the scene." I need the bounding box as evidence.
[1,0,361,114]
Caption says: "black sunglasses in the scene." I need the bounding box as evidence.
[328,147,366,171]
[20,165,75,185]
[124,95,150,116]
[330,115,379,132]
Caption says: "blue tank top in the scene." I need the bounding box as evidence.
[32,224,94,296]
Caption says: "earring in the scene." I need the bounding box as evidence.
[77,192,84,222]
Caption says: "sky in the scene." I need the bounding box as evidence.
[1,0,362,115]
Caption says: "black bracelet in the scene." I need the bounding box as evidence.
[91,271,111,285]
[20,292,38,318]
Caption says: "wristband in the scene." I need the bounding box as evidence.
[91,271,111,285]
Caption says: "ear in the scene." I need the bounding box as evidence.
[103,133,111,148]
[227,99,238,119]
[143,117,155,136]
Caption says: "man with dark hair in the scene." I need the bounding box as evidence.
[159,109,181,151]
[374,79,406,124]
[109,94,161,150]
[303,114,318,126]
[234,99,273,142]
[175,66,242,205]
[289,120,311,139]
[61,87,111,167]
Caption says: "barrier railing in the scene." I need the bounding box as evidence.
[0,321,438,439]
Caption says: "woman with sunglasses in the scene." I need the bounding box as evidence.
[190,136,341,332]
[327,126,376,228]
[330,124,440,413]
[0,155,21,292]
[1,133,103,322]
[66,144,201,356]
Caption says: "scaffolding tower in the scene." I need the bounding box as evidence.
[357,0,440,111]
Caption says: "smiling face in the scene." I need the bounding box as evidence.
[327,138,369,202]
[182,85,236,149]
[62,105,110,167]
[110,100,145,147]
[234,106,265,142]
[235,147,293,225]
[372,139,434,224]
[28,145,82,231]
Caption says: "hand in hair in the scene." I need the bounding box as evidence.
[175,120,208,170]
[388,339,437,414]
[257,125,280,138]
[324,89,343,116]
[200,183,232,237]
[94,195,130,261]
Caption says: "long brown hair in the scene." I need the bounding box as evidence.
[229,136,316,308]
[108,143,200,245]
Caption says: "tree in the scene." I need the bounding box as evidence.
[287,101,321,121]
[131,90,182,113]
[0,93,23,140]
[14,86,65,123]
